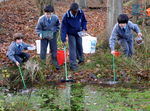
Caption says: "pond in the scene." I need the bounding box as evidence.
[0,83,150,111]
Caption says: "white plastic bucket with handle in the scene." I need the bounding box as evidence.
[36,40,50,54]
[82,35,97,54]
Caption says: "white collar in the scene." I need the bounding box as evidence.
[44,14,52,20]
[70,11,77,18]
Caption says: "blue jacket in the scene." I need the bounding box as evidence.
[35,14,60,36]
[6,42,31,63]
[61,9,87,42]
[109,21,141,51]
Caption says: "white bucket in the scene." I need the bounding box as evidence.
[82,35,97,54]
[35,40,50,54]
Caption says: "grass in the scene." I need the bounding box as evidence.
[0,26,149,88]
[77,25,150,82]
[0,84,150,111]
[0,22,149,111]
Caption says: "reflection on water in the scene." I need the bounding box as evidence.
[39,83,150,111]
[57,83,71,110]
[1,83,150,111]
[57,83,84,110]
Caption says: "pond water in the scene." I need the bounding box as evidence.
[0,83,150,111]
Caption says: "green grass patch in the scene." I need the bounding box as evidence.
[1,84,150,111]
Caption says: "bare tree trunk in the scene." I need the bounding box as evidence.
[107,0,123,36]
[35,0,53,15]
[75,0,87,8]
[98,0,104,4]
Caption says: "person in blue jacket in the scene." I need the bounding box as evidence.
[61,3,87,71]
[36,5,60,70]
[109,14,142,57]
[6,33,35,66]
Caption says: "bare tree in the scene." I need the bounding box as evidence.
[107,0,123,36]
[98,0,104,4]
[75,0,87,8]
[35,0,53,15]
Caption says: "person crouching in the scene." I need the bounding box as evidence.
[6,33,35,66]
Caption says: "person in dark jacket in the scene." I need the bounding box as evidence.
[6,33,35,66]
[61,3,87,71]
[36,5,60,70]
[109,14,142,57]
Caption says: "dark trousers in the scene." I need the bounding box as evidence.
[15,52,30,64]
[40,32,58,66]
[68,35,84,67]
[118,38,134,57]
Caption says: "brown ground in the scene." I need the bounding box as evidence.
[0,0,107,67]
